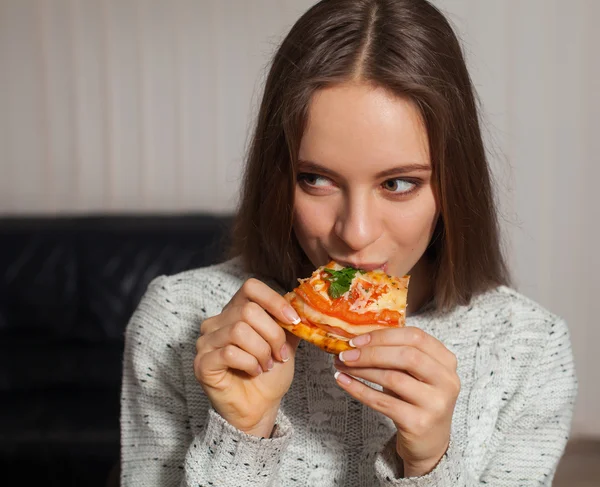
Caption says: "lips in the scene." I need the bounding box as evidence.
[329,256,388,273]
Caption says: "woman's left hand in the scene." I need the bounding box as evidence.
[334,326,460,477]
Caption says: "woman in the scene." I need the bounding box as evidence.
[120,0,577,485]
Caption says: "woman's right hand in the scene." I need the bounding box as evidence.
[194,278,302,438]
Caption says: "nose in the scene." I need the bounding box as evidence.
[334,192,382,251]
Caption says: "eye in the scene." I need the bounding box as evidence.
[382,178,416,194]
[298,173,333,188]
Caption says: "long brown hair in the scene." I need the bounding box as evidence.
[230,0,510,310]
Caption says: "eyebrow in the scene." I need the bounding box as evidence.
[297,159,432,179]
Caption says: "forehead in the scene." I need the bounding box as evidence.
[298,83,430,175]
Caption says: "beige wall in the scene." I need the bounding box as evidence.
[0,0,598,437]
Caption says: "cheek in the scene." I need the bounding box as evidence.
[293,193,336,244]
[385,191,438,247]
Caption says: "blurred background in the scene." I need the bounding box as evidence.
[0,0,597,485]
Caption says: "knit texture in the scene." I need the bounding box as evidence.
[120,258,577,486]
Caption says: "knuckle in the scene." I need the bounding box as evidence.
[430,394,448,416]
[241,278,259,295]
[363,346,377,364]
[262,319,284,344]
[408,327,424,344]
[221,344,238,362]
[451,375,461,396]
[230,321,249,341]
[354,384,371,404]
[448,351,458,370]
[373,392,394,413]
[193,354,206,381]
[401,347,420,368]
[259,343,272,362]
[199,316,214,336]
[241,301,260,323]
[386,370,406,391]
[412,413,434,436]
[195,335,206,354]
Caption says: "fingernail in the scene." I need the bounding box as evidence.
[256,365,263,376]
[267,358,274,371]
[349,334,370,348]
[283,305,301,325]
[339,349,360,362]
[334,371,352,386]
[280,344,290,363]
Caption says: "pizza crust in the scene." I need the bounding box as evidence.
[276,314,353,355]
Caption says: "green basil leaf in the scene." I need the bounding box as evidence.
[323,267,359,298]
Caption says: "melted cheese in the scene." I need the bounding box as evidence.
[293,294,399,337]
[345,274,409,314]
[299,262,409,315]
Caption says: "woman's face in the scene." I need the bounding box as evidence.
[293,82,438,280]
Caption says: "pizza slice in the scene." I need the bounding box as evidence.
[277,261,409,354]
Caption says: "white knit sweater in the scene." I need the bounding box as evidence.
[120,258,577,486]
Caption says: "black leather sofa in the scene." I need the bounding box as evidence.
[0,214,233,486]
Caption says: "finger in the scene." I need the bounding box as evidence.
[338,345,451,386]
[199,300,294,364]
[233,300,298,362]
[200,320,276,372]
[352,327,457,371]
[199,315,218,337]
[334,370,417,425]
[195,345,263,383]
[230,278,301,327]
[334,363,428,406]
[201,315,302,356]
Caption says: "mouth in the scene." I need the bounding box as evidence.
[328,256,388,273]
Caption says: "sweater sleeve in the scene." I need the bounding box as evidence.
[373,319,577,486]
[120,276,293,486]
